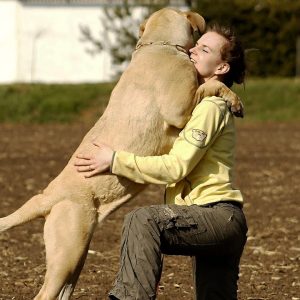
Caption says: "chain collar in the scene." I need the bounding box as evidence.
[135,41,188,55]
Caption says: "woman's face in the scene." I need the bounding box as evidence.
[189,31,229,81]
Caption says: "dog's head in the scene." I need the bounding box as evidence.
[139,8,205,50]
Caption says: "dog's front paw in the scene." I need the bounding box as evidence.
[195,80,245,118]
[226,96,244,118]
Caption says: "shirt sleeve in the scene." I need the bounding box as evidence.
[111,97,227,184]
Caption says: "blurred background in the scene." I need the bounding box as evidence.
[0,0,299,122]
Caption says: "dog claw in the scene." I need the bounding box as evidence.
[227,99,244,118]
[232,108,244,118]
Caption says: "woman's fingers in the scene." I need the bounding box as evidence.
[76,153,92,160]
[84,169,102,178]
[83,164,108,178]
[74,160,92,166]
[74,141,112,177]
[74,153,95,167]
[76,165,96,172]
[74,157,95,166]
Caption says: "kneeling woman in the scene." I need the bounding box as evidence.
[75,24,248,300]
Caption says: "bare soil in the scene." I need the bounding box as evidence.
[0,122,299,300]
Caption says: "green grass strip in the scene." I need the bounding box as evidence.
[233,78,300,122]
[0,83,114,123]
[0,78,299,123]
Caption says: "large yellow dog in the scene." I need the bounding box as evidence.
[0,8,242,300]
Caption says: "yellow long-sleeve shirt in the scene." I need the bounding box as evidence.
[111,96,243,207]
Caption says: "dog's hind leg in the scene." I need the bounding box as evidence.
[34,200,97,300]
[0,194,53,232]
[57,246,89,300]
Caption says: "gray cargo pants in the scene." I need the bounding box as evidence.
[108,201,248,300]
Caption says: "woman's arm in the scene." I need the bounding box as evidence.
[75,97,227,183]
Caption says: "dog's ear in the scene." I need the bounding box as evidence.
[139,18,148,38]
[183,12,206,34]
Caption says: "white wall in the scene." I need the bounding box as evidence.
[0,1,187,83]
[0,1,120,83]
[0,0,20,83]
[18,4,113,83]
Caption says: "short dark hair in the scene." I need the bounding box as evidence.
[206,24,246,88]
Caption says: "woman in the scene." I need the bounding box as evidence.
[75,24,248,300]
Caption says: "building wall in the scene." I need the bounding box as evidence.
[0,1,137,83]
[17,2,114,83]
[0,0,20,83]
[0,0,187,83]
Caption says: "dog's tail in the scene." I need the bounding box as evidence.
[0,193,54,232]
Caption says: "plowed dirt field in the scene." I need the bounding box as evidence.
[0,122,299,299]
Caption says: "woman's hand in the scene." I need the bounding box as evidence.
[74,142,114,178]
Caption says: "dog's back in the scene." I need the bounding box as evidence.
[47,43,198,208]
[43,9,201,208]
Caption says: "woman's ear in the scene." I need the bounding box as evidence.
[215,63,230,75]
